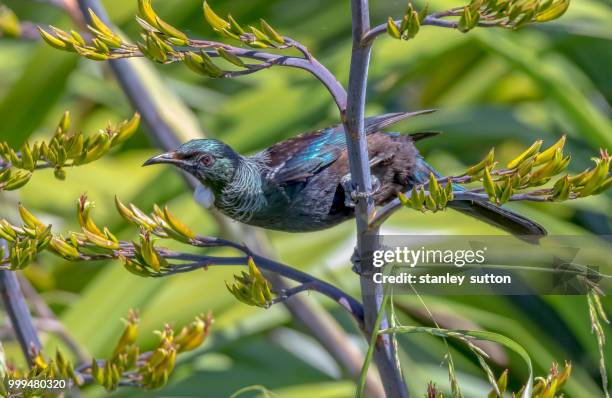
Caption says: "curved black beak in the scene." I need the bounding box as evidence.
[143,152,179,167]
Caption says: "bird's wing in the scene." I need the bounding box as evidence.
[264,126,346,183]
[263,110,437,184]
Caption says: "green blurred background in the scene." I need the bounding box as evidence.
[0,0,611,396]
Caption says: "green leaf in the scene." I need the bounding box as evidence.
[507,140,542,169]
[88,9,118,39]
[403,11,420,40]
[482,167,497,202]
[137,0,159,28]
[458,6,480,33]
[203,1,230,32]
[0,44,78,147]
[356,294,390,398]
[536,0,570,22]
[38,27,73,51]
[476,32,612,150]
[379,326,534,398]
[154,17,188,44]
[534,135,566,166]
[466,148,495,176]
[386,17,402,39]
[216,47,245,67]
[260,19,284,44]
[488,370,508,398]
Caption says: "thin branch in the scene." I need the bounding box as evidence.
[185,40,348,110]
[37,7,348,112]
[363,15,502,45]
[268,282,316,306]
[0,233,365,327]
[0,240,41,368]
[199,253,363,326]
[218,62,276,78]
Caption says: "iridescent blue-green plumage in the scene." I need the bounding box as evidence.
[143,111,546,238]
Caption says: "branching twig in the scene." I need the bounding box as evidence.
[369,142,610,229]
[268,282,316,306]
[370,189,548,230]
[0,198,366,328]
[0,235,365,327]
[186,40,348,110]
[362,1,571,45]
[36,1,349,112]
[242,228,384,397]
[363,14,498,45]
[161,249,365,325]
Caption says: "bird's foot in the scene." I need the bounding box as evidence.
[340,175,357,208]
[341,174,381,208]
[341,155,386,207]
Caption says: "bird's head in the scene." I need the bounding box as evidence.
[143,139,241,190]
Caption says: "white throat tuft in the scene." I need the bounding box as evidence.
[194,182,215,209]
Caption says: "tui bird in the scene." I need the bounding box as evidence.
[143,111,546,237]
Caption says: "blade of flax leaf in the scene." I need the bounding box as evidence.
[356,289,535,398]
[393,293,603,397]
[0,43,77,147]
[381,327,534,398]
[475,30,612,149]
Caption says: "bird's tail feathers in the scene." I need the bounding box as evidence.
[365,109,437,134]
[409,131,441,142]
[448,200,547,242]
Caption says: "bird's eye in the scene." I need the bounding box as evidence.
[200,154,214,166]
